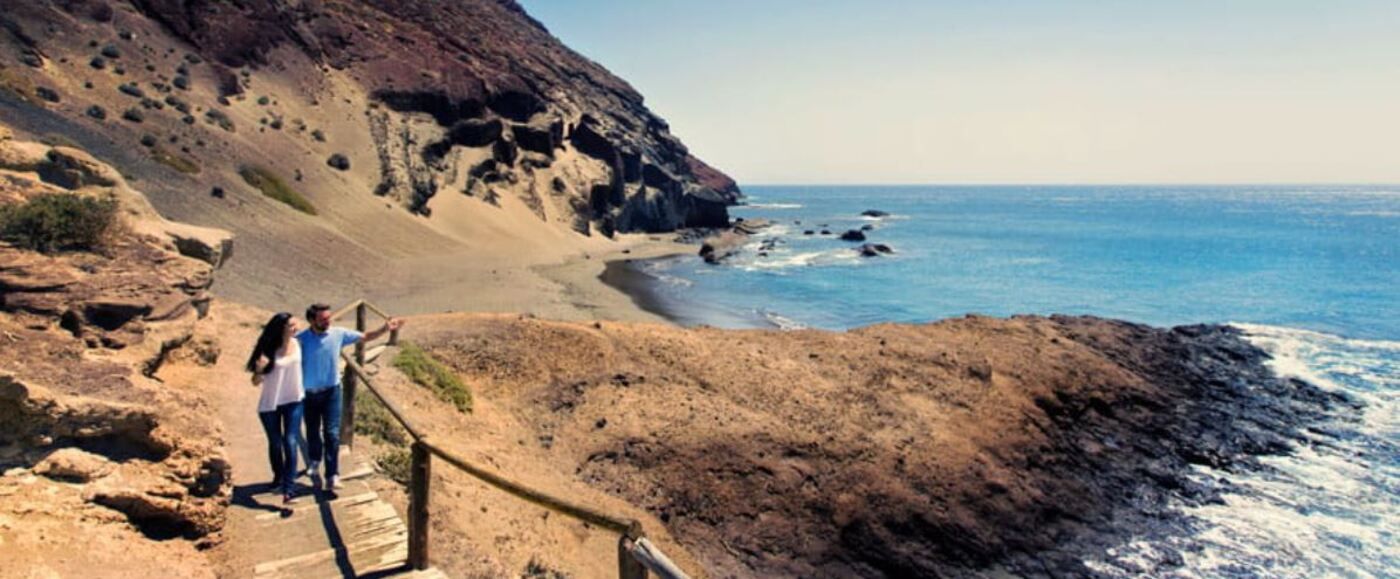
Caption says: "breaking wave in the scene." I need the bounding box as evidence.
[1090,324,1398,577]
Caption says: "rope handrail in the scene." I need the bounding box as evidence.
[335,299,691,578]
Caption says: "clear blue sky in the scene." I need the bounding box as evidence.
[521,0,1400,185]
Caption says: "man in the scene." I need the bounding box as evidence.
[298,303,404,491]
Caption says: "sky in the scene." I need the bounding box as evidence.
[520,0,1400,185]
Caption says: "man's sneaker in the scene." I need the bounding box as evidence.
[304,460,320,479]
[328,475,343,490]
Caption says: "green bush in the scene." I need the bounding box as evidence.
[0,193,119,252]
[393,341,472,413]
[354,392,409,447]
[238,165,316,215]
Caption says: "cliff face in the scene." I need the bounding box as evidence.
[0,0,741,309]
[0,124,234,576]
[119,0,739,231]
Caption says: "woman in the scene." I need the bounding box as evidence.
[245,312,305,505]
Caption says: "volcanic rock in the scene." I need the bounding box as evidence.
[326,153,351,171]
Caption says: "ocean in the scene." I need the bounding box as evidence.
[628,185,1398,577]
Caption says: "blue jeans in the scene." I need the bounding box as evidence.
[302,386,342,480]
[258,401,303,497]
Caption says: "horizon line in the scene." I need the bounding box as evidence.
[737,182,1400,188]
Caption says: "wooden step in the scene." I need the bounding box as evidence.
[252,527,407,578]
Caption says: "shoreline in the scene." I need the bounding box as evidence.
[598,253,786,330]
[529,235,698,325]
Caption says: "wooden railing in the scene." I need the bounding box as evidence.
[333,300,689,578]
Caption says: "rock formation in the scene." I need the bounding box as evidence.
[416,314,1352,578]
[0,125,234,574]
[0,0,739,237]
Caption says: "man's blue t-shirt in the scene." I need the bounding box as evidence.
[297,327,363,392]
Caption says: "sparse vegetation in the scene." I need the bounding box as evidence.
[38,133,81,149]
[375,448,412,485]
[522,558,571,579]
[0,193,119,253]
[354,393,409,447]
[238,165,316,215]
[204,109,235,132]
[150,147,200,174]
[393,341,472,413]
[0,66,37,101]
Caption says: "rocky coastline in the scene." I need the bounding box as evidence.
[423,290,1357,576]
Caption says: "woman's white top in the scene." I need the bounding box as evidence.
[257,343,304,413]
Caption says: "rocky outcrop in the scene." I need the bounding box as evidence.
[698,218,771,264]
[66,0,743,231]
[417,315,1352,578]
[0,129,233,560]
[855,243,893,257]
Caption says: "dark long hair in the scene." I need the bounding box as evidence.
[246,312,293,375]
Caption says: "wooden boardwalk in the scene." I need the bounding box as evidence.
[209,305,446,578]
[238,452,443,579]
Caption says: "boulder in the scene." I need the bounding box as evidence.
[492,137,518,165]
[33,447,114,482]
[699,231,746,264]
[839,229,866,242]
[39,147,122,189]
[861,209,890,218]
[164,222,233,268]
[733,218,772,235]
[446,118,503,147]
[569,119,618,163]
[855,243,894,257]
[326,153,350,171]
[512,119,562,155]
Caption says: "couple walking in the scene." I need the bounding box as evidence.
[244,303,404,505]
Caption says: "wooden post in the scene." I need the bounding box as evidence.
[619,536,647,579]
[409,441,432,570]
[341,304,368,449]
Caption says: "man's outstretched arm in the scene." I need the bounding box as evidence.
[361,317,404,344]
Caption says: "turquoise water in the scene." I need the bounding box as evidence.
[645,185,1398,339]
[637,185,1398,577]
